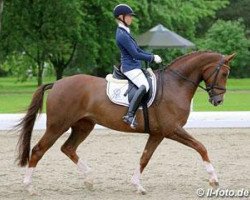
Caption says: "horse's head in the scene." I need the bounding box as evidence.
[202,53,236,106]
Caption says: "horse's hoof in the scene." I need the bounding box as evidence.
[137,190,147,195]
[136,185,147,195]
[24,184,39,196]
[209,180,219,189]
[84,179,94,191]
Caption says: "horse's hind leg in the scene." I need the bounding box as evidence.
[23,126,66,194]
[61,118,95,189]
[168,127,219,188]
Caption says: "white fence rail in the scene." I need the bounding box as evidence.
[0,112,250,131]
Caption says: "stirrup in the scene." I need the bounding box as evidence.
[130,116,137,129]
[123,115,137,129]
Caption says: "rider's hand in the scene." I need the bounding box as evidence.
[154,55,162,64]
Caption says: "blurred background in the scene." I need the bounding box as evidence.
[0,0,249,112]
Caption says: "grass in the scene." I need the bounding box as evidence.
[193,90,250,111]
[0,77,55,113]
[193,78,250,111]
[226,79,250,90]
[0,77,250,113]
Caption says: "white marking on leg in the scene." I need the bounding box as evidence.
[131,166,140,185]
[204,161,218,182]
[23,167,37,195]
[77,158,93,190]
[23,167,34,186]
[131,166,146,194]
[77,158,91,175]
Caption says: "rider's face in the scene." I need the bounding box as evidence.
[125,15,133,25]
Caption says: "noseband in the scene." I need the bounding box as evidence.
[168,57,229,98]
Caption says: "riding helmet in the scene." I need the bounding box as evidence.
[113,4,135,18]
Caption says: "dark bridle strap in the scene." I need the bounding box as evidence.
[203,58,225,87]
[203,58,228,97]
[168,68,208,92]
[203,59,224,82]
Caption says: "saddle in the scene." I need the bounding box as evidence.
[106,67,157,133]
[106,67,157,108]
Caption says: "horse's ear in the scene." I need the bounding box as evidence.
[225,53,236,62]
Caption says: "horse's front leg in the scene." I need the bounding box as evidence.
[169,127,219,188]
[131,135,163,194]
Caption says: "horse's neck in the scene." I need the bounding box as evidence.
[165,53,220,100]
[169,53,220,86]
[171,54,205,78]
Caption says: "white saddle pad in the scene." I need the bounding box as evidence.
[106,68,157,108]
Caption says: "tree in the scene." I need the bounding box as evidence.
[70,0,140,77]
[197,0,250,38]
[197,20,250,77]
[2,0,85,85]
[45,0,85,80]
[138,0,229,39]
[70,0,229,77]
[135,0,229,65]
[217,0,250,36]
[0,0,10,77]
[3,0,50,85]
[2,0,238,80]
[1,52,35,81]
[0,0,3,33]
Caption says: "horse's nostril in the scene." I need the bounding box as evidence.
[217,100,223,105]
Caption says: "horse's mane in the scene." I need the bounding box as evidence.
[167,50,219,68]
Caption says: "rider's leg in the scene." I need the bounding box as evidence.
[123,69,149,128]
[124,68,150,92]
[123,85,146,128]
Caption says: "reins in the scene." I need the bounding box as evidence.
[168,68,208,92]
[156,56,229,98]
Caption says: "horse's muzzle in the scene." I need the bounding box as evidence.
[209,95,223,106]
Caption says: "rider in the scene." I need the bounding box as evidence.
[113,4,162,129]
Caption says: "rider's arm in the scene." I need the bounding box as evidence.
[137,47,152,56]
[117,33,154,62]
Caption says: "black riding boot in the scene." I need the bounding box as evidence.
[123,85,147,129]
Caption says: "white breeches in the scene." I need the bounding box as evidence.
[124,69,149,92]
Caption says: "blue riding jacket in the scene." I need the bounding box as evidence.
[115,27,154,73]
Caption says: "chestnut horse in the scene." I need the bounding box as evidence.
[17,51,235,194]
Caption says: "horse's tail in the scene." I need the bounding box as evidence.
[16,83,54,167]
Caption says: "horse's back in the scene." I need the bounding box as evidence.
[50,74,105,95]
[46,74,106,124]
[56,74,104,87]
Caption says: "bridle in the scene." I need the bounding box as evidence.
[202,58,230,98]
[168,57,230,98]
